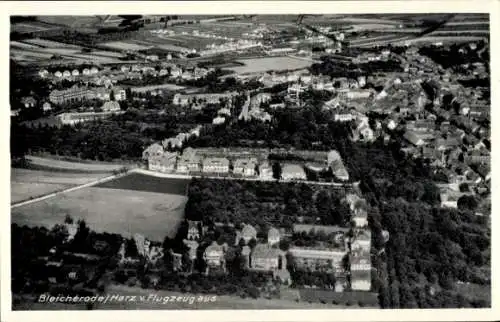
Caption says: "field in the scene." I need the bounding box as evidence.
[96,172,190,195]
[129,83,186,93]
[101,41,153,51]
[229,57,313,74]
[11,185,187,242]
[11,168,109,204]
[25,156,129,173]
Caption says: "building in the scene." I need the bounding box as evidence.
[49,85,95,105]
[148,151,178,173]
[187,221,201,241]
[240,224,257,244]
[249,243,286,272]
[21,96,37,108]
[281,164,307,181]
[143,143,164,160]
[233,158,257,177]
[350,269,371,291]
[267,227,280,246]
[177,151,201,173]
[202,157,230,174]
[404,131,425,146]
[56,111,119,125]
[203,241,227,274]
[42,102,52,112]
[259,161,273,180]
[351,229,371,252]
[288,246,348,273]
[101,101,121,112]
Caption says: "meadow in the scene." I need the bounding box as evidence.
[229,57,313,74]
[11,186,187,242]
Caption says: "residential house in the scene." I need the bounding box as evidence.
[404,131,425,146]
[239,224,257,244]
[233,158,257,177]
[259,161,273,180]
[183,239,199,272]
[267,227,280,246]
[177,150,201,173]
[203,241,227,274]
[249,243,287,272]
[148,151,178,173]
[440,190,462,208]
[187,220,202,241]
[38,69,49,78]
[42,102,52,112]
[350,269,371,291]
[281,164,307,181]
[21,96,37,108]
[351,229,371,252]
[101,101,121,112]
[142,143,164,160]
[54,71,63,78]
[288,246,348,273]
[330,159,349,181]
[202,157,230,174]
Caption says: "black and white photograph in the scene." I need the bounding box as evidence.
[4,1,496,320]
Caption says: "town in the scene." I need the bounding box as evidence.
[10,13,490,310]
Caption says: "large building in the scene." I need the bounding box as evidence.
[233,158,257,177]
[148,152,178,173]
[249,243,286,272]
[202,157,230,174]
[288,246,348,273]
[49,85,95,104]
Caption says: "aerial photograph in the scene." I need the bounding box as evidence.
[9,13,490,310]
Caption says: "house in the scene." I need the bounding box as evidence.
[249,243,286,272]
[21,96,37,108]
[212,116,226,125]
[203,241,227,274]
[54,71,63,78]
[240,224,257,244]
[330,160,349,181]
[288,246,348,273]
[404,131,425,146]
[202,157,230,174]
[148,152,178,173]
[142,143,164,160]
[187,220,201,241]
[90,67,99,74]
[233,158,257,177]
[440,190,462,208]
[351,269,371,291]
[177,149,201,173]
[42,102,52,112]
[351,229,371,252]
[267,227,280,246]
[63,70,71,78]
[72,69,80,77]
[259,161,273,180]
[183,239,199,272]
[101,101,121,112]
[112,88,127,101]
[353,208,368,228]
[281,164,307,181]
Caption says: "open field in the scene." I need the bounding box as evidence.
[11,21,62,34]
[128,83,186,93]
[22,38,81,48]
[11,168,111,204]
[229,56,312,74]
[11,186,186,241]
[96,172,190,195]
[25,156,129,173]
[101,41,154,51]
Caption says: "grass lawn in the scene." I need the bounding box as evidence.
[11,186,187,242]
[96,173,190,196]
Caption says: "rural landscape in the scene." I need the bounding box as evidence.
[10,12,490,312]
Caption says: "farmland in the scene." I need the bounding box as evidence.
[101,41,153,51]
[229,56,313,74]
[11,185,187,242]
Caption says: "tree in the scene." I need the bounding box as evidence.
[272,162,282,180]
[457,195,478,212]
[110,90,115,101]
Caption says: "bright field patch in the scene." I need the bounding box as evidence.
[11,186,187,242]
[229,57,312,74]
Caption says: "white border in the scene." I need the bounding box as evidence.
[1,1,499,322]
